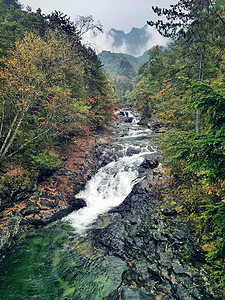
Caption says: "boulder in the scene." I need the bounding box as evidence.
[140,159,159,170]
[120,287,156,300]
[124,117,134,123]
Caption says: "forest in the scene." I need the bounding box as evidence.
[0,0,225,294]
[0,0,116,208]
[98,50,149,105]
[127,0,225,290]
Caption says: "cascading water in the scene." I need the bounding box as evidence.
[0,111,156,300]
[64,145,153,232]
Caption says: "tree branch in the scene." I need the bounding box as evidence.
[7,126,55,158]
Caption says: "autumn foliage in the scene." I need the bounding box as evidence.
[0,2,116,210]
[128,0,225,290]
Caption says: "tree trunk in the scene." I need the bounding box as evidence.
[0,113,19,157]
[0,101,5,139]
[0,110,25,159]
[195,49,204,135]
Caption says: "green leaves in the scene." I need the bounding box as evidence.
[131,1,225,291]
[190,81,225,130]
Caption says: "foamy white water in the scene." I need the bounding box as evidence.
[64,111,155,232]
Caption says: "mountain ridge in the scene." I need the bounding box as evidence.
[98,50,149,103]
[107,24,152,56]
[98,50,149,79]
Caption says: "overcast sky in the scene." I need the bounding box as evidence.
[19,0,178,55]
[19,0,178,32]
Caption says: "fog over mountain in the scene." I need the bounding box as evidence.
[84,24,169,56]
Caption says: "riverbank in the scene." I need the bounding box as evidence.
[0,111,223,299]
[88,172,217,299]
[0,110,145,257]
[58,118,219,299]
[0,128,114,257]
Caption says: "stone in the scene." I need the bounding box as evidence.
[140,159,159,170]
[124,117,134,123]
[172,263,190,275]
[120,287,156,300]
[69,198,86,210]
[126,147,140,156]
[161,206,177,216]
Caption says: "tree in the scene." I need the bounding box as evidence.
[0,29,86,160]
[74,15,103,37]
[47,11,81,43]
[148,0,223,134]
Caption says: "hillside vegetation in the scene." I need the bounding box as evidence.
[0,0,116,209]
[98,50,148,104]
[128,0,225,291]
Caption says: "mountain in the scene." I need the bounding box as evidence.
[108,24,152,56]
[98,50,149,80]
[98,50,149,103]
[84,24,167,57]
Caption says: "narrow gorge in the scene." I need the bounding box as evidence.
[0,112,217,299]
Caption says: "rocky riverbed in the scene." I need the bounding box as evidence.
[87,173,216,299]
[0,111,223,299]
[0,130,113,257]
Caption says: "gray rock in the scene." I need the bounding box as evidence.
[161,206,177,216]
[120,287,156,300]
[140,159,159,170]
[172,263,190,275]
[124,117,134,123]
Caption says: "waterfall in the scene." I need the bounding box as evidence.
[0,110,157,300]
[64,111,155,232]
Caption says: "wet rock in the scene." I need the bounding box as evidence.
[69,198,86,210]
[161,206,177,216]
[147,119,163,133]
[140,159,159,170]
[90,179,215,299]
[124,117,134,123]
[0,210,24,254]
[137,118,148,126]
[126,147,140,156]
[119,111,129,117]
[119,111,126,116]
[172,263,190,275]
[106,287,156,300]
[120,287,156,300]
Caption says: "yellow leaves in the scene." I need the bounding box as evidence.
[0,71,11,79]
[201,179,225,202]
[155,84,172,100]
[17,87,31,92]
[176,205,184,213]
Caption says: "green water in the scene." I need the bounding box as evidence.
[0,221,127,300]
[0,116,152,299]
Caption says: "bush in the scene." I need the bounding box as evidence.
[30,151,61,178]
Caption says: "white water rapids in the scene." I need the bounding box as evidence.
[0,112,158,300]
[64,112,155,232]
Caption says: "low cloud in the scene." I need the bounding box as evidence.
[83,25,170,56]
[83,31,128,54]
[139,26,169,54]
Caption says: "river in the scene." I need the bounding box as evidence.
[0,111,156,300]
